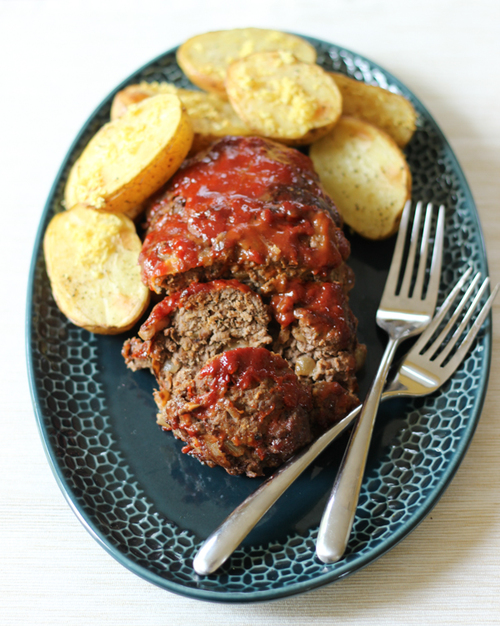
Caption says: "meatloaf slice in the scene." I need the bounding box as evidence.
[139,136,353,295]
[157,347,313,477]
[271,280,366,434]
[122,279,272,400]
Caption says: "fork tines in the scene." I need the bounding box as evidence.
[409,270,499,374]
[386,200,445,302]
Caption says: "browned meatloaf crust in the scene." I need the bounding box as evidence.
[139,136,353,296]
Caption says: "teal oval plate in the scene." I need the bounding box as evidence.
[27,36,491,602]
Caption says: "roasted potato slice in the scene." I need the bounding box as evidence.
[110,82,252,153]
[310,116,411,240]
[226,51,342,145]
[330,72,417,147]
[44,205,150,334]
[65,94,193,213]
[177,28,317,98]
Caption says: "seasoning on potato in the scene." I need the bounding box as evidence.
[110,82,253,153]
[176,27,317,98]
[64,94,193,214]
[43,205,150,334]
[226,51,342,145]
[310,116,411,240]
[330,72,417,147]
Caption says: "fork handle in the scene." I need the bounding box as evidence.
[192,406,361,576]
[316,336,401,563]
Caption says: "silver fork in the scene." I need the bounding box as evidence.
[192,270,498,576]
[316,199,445,563]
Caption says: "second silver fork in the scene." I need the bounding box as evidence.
[316,199,445,563]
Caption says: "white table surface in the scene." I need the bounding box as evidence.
[2,0,500,623]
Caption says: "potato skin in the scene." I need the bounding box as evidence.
[226,51,342,145]
[176,28,317,98]
[44,205,150,334]
[330,73,416,147]
[65,94,193,213]
[310,116,411,240]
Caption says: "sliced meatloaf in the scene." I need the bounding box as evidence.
[158,347,313,477]
[122,280,272,400]
[122,280,317,476]
[124,137,365,477]
[139,136,353,295]
[271,280,366,434]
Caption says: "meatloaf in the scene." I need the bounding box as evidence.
[125,136,364,477]
[123,280,314,476]
[123,280,272,398]
[271,279,366,434]
[123,278,364,476]
[159,347,313,477]
[139,135,353,295]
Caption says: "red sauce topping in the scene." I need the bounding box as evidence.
[140,137,350,288]
[138,279,250,340]
[177,349,312,460]
[271,280,353,344]
[191,347,311,417]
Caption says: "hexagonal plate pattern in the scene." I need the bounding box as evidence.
[27,37,491,602]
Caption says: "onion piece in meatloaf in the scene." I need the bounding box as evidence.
[271,279,366,435]
[138,136,353,296]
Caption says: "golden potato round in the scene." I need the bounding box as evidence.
[65,94,193,213]
[44,205,150,334]
[176,28,317,98]
[330,72,417,147]
[110,82,252,153]
[310,116,411,240]
[226,51,342,145]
